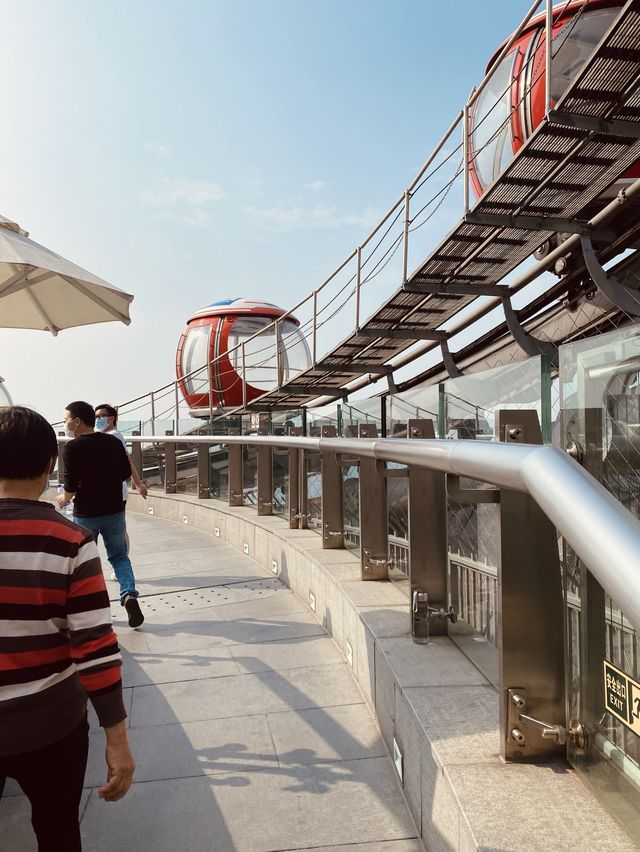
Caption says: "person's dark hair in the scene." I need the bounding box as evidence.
[95,403,118,425]
[66,400,96,428]
[0,407,58,480]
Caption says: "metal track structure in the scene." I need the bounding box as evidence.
[234,0,640,412]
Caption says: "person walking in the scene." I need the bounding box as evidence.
[94,403,147,556]
[57,400,144,629]
[0,406,135,852]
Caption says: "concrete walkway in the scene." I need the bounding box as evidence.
[3,513,420,852]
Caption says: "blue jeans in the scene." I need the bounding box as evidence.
[74,511,138,602]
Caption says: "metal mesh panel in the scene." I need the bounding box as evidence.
[242,445,258,507]
[272,451,289,517]
[342,464,360,551]
[175,443,198,494]
[305,451,322,531]
[210,446,229,500]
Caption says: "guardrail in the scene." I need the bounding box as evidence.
[57,407,640,763]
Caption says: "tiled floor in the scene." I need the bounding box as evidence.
[2,513,420,852]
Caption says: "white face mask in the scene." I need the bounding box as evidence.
[65,418,78,439]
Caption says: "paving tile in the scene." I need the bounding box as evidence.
[403,684,500,766]
[377,636,489,688]
[142,608,326,654]
[80,757,416,852]
[359,606,410,638]
[129,662,364,727]
[267,703,386,765]
[229,634,344,674]
[85,715,278,786]
[121,645,241,687]
[447,762,638,852]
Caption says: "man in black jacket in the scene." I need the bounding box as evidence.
[57,400,144,628]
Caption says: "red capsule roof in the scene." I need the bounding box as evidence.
[186,297,299,325]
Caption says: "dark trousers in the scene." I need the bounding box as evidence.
[0,718,89,852]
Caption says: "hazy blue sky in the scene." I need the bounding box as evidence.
[0,0,530,420]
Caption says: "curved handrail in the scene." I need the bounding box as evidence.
[119,433,640,632]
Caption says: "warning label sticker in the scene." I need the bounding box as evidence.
[604,660,640,737]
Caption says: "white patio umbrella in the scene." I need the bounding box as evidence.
[0,216,133,335]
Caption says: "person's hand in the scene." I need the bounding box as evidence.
[137,483,148,500]
[98,722,135,802]
[56,494,68,509]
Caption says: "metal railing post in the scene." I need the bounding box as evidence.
[208,360,214,422]
[463,103,470,213]
[354,246,362,332]
[228,428,243,507]
[150,392,156,435]
[545,0,553,116]
[130,431,142,479]
[299,442,309,529]
[288,427,302,528]
[196,444,210,499]
[241,343,247,408]
[408,419,448,642]
[312,291,318,367]
[321,425,344,549]
[164,430,177,494]
[402,190,411,284]
[495,409,564,762]
[358,423,388,580]
[174,382,180,435]
[275,319,282,387]
[257,423,273,515]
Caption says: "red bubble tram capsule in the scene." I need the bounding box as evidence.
[176,298,311,415]
[469,0,639,202]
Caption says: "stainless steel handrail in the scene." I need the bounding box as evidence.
[120,433,640,632]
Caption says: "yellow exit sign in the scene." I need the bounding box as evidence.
[604,660,640,737]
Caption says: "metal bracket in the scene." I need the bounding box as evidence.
[502,296,559,365]
[579,231,640,317]
[448,475,500,504]
[441,337,463,378]
[507,689,567,752]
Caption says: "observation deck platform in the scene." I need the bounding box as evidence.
[2,502,636,851]
[2,512,419,852]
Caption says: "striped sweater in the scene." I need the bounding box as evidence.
[0,498,126,757]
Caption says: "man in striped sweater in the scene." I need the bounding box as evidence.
[0,407,135,851]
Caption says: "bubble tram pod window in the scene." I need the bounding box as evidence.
[176,298,311,415]
[468,1,632,199]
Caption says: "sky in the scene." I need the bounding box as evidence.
[0,0,531,422]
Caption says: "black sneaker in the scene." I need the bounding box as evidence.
[122,595,144,629]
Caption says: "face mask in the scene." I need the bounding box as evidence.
[65,422,77,438]
[95,417,109,431]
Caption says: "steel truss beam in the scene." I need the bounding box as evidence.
[405,281,507,297]
[547,110,640,139]
[356,327,446,340]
